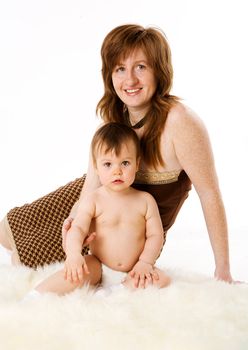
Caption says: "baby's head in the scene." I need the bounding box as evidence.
[91,122,140,167]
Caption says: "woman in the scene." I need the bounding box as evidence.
[0,24,233,283]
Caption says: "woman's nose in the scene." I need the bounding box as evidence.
[125,69,138,85]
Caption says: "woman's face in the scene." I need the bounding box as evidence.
[111,48,157,116]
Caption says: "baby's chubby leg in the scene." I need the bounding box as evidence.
[123,267,171,289]
[151,267,171,288]
[35,255,102,296]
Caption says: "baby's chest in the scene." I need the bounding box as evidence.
[96,207,145,227]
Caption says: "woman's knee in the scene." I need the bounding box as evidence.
[0,218,12,250]
[11,251,21,266]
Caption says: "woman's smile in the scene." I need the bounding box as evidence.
[112,48,156,115]
[125,88,143,95]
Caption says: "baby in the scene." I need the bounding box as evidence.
[34,122,171,295]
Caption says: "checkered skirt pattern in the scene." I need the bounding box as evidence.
[7,175,88,268]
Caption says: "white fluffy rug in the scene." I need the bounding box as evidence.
[0,263,248,350]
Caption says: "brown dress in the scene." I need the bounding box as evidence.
[7,171,191,268]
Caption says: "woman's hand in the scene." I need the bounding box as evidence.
[214,267,245,284]
[129,260,159,288]
[214,267,233,283]
[62,217,96,252]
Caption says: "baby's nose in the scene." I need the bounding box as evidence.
[114,166,122,175]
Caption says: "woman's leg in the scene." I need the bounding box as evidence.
[35,255,102,295]
[0,218,12,250]
[0,216,21,265]
[6,176,86,268]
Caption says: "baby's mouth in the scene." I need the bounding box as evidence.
[113,179,124,184]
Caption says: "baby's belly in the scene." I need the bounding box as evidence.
[90,233,145,272]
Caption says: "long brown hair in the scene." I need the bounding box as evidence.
[96,24,179,169]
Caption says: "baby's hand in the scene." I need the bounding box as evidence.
[64,254,89,283]
[129,260,159,288]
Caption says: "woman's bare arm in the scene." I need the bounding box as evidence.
[169,104,232,282]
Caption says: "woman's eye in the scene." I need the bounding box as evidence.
[115,66,125,73]
[122,161,130,166]
[137,64,145,70]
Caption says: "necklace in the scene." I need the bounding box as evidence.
[125,114,148,129]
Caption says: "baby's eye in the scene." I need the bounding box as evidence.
[122,161,130,167]
[103,162,111,168]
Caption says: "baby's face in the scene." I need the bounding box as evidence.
[95,141,139,191]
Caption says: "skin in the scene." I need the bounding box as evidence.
[0,47,233,283]
[36,141,171,295]
[75,48,233,283]
[112,49,157,122]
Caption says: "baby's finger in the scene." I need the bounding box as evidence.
[77,267,84,282]
[134,274,140,288]
[64,266,73,282]
[66,269,73,283]
[145,273,153,285]
[144,276,150,288]
[139,275,146,288]
[71,270,79,283]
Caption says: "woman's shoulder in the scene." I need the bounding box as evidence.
[166,101,207,135]
[167,101,202,124]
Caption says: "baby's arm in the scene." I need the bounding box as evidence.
[64,195,96,283]
[130,193,164,287]
[139,194,164,264]
[62,148,101,248]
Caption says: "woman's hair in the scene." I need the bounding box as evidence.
[91,122,140,166]
[96,24,180,169]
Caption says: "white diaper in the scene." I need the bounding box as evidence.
[100,264,127,289]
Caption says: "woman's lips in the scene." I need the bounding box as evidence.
[124,88,142,95]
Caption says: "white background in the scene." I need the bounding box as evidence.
[0,0,247,280]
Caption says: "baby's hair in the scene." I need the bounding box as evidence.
[91,122,140,166]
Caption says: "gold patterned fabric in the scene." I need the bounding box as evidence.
[135,170,181,185]
[7,176,88,268]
